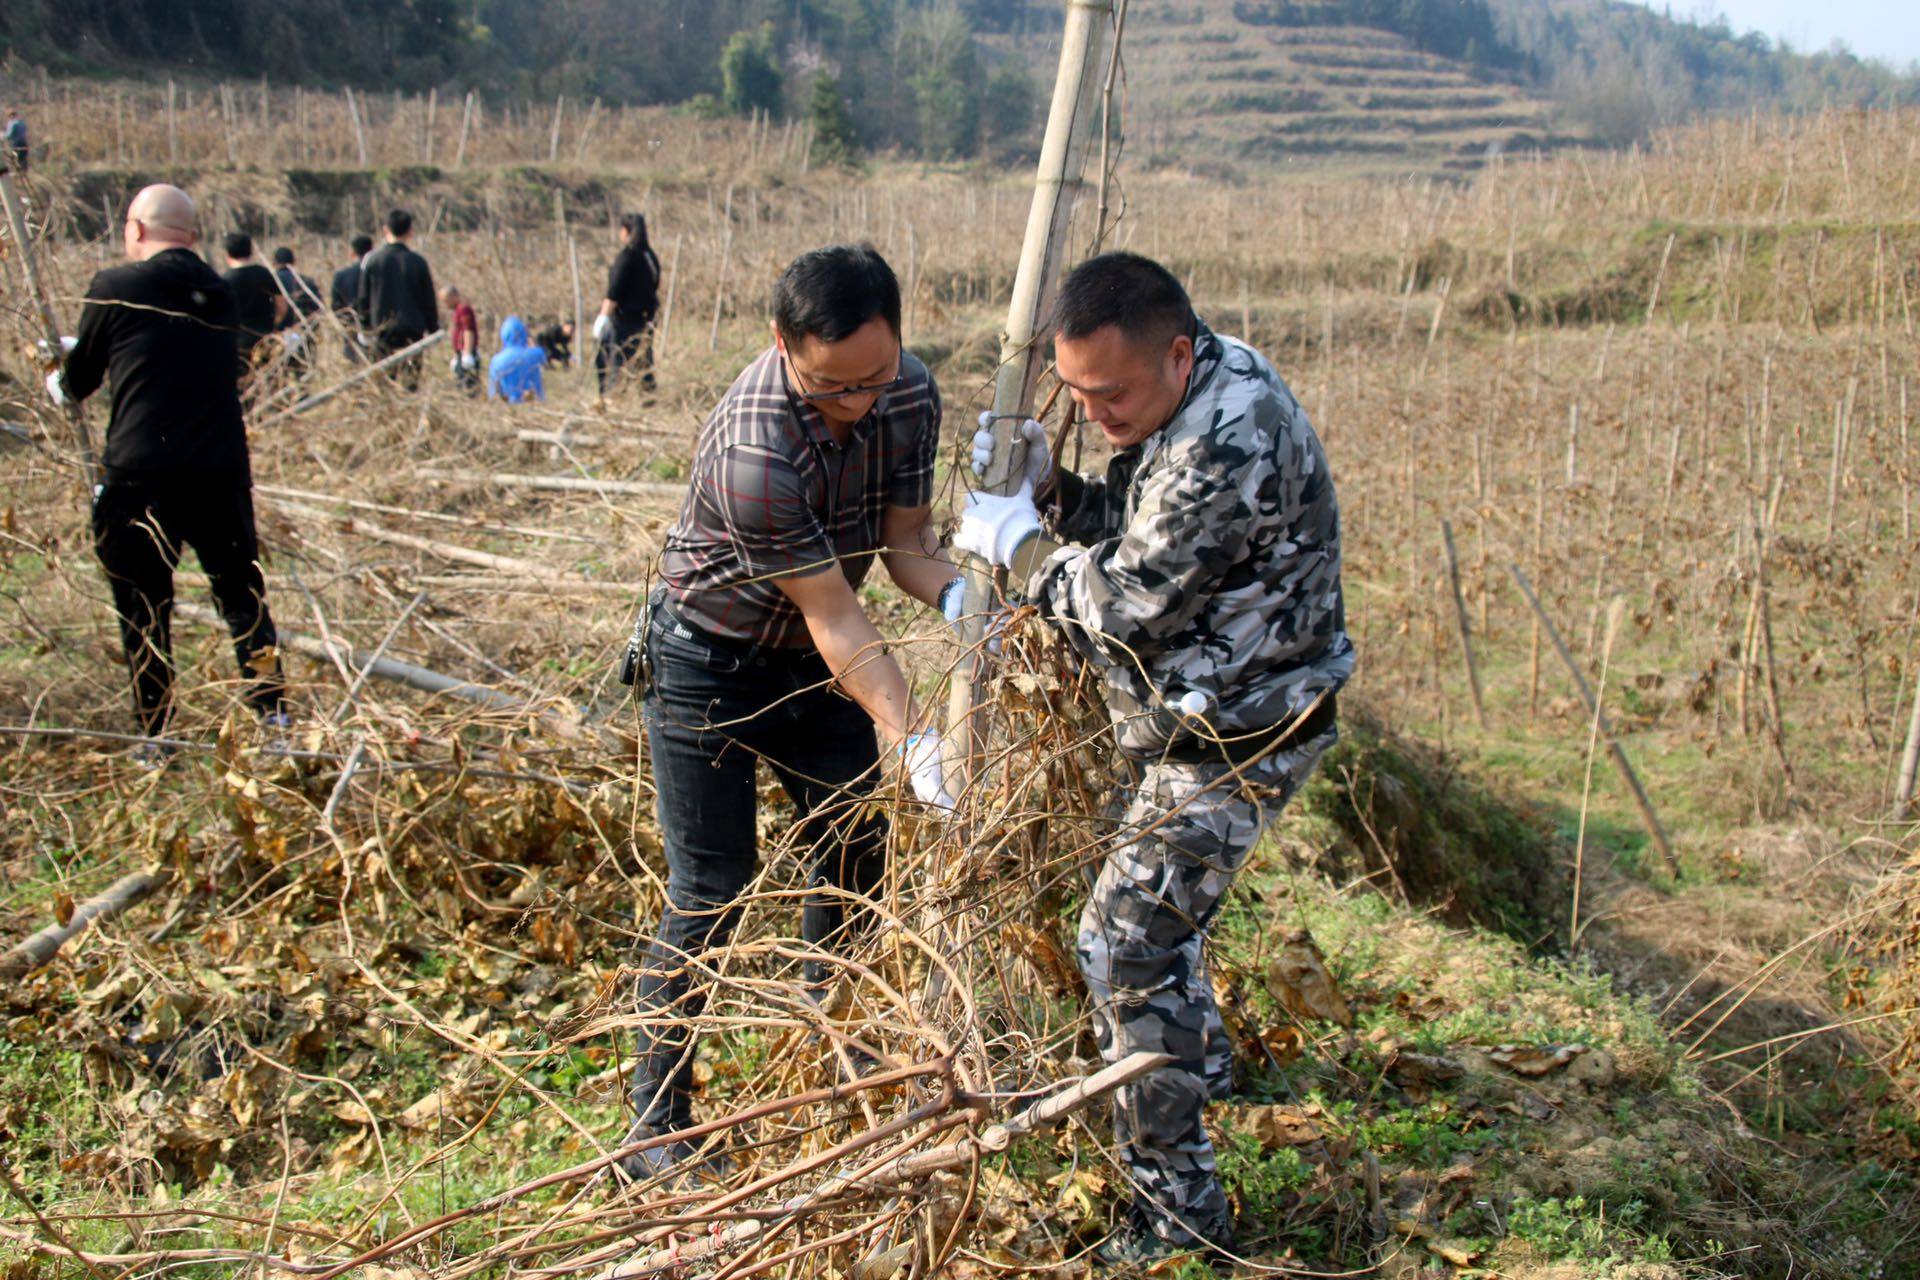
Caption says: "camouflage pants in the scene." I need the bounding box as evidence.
[1077,729,1334,1247]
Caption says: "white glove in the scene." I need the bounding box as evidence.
[460,351,477,370]
[953,484,1041,569]
[938,576,966,631]
[35,335,77,361]
[591,314,613,342]
[900,732,956,813]
[355,332,372,347]
[971,414,1051,490]
[45,370,66,406]
[282,330,304,352]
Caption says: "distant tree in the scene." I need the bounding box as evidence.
[807,73,859,163]
[905,1,981,159]
[980,62,1038,149]
[720,22,784,117]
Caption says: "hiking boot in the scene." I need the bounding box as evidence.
[1092,1222,1233,1274]
[610,1119,732,1186]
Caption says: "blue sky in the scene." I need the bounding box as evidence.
[1633,0,1920,68]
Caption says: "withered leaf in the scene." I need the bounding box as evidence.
[1264,929,1351,1027]
[1485,1043,1587,1076]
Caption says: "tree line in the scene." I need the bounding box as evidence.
[0,0,1042,164]
[4,0,1915,158]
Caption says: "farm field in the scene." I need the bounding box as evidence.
[0,78,1918,1278]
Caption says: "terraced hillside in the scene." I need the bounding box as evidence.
[1003,0,1591,175]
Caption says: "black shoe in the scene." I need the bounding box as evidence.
[611,1120,731,1185]
[132,740,179,772]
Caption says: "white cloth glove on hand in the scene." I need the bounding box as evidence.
[282,330,304,353]
[591,314,613,342]
[36,336,77,363]
[938,575,966,633]
[460,350,477,370]
[900,731,956,813]
[44,371,66,406]
[953,486,1041,569]
[971,414,1051,490]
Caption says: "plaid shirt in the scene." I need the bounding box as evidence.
[660,346,941,648]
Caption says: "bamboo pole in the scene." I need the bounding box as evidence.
[0,170,100,488]
[416,468,682,498]
[255,331,447,427]
[1510,566,1678,874]
[0,869,175,981]
[949,0,1115,783]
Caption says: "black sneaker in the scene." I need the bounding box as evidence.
[611,1120,732,1186]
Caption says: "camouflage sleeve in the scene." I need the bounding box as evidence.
[1029,462,1249,669]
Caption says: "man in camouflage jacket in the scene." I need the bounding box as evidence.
[954,252,1353,1264]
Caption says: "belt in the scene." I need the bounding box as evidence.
[1155,693,1339,765]
[653,598,816,668]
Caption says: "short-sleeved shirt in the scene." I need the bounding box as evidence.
[660,346,941,649]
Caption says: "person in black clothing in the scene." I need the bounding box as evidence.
[222,232,288,381]
[536,320,575,368]
[356,208,439,388]
[47,185,288,760]
[593,213,661,395]
[331,233,374,361]
[272,246,323,380]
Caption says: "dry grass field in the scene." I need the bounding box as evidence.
[0,70,1917,1279]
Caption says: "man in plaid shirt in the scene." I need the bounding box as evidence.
[621,245,964,1178]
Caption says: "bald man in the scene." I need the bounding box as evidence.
[51,184,289,760]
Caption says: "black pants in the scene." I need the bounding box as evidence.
[91,472,285,736]
[628,602,886,1131]
[373,329,426,390]
[595,319,655,395]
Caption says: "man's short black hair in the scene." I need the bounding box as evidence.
[224,232,254,260]
[1053,251,1195,351]
[772,244,901,345]
[272,246,295,266]
[351,234,374,256]
[386,208,413,237]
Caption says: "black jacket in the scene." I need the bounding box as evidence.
[60,248,250,479]
[276,267,325,323]
[330,261,363,325]
[605,244,661,326]
[223,262,281,356]
[356,241,439,339]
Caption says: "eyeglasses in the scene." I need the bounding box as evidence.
[783,350,904,404]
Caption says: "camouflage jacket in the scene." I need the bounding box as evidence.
[1027,323,1354,758]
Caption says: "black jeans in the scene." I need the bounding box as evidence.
[628,602,886,1131]
[595,319,655,394]
[91,471,286,736]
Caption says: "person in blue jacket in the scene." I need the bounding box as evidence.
[488,315,547,403]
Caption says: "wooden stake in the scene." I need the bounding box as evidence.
[455,91,475,168]
[0,171,100,487]
[1441,520,1486,728]
[1510,565,1678,874]
[346,88,369,166]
